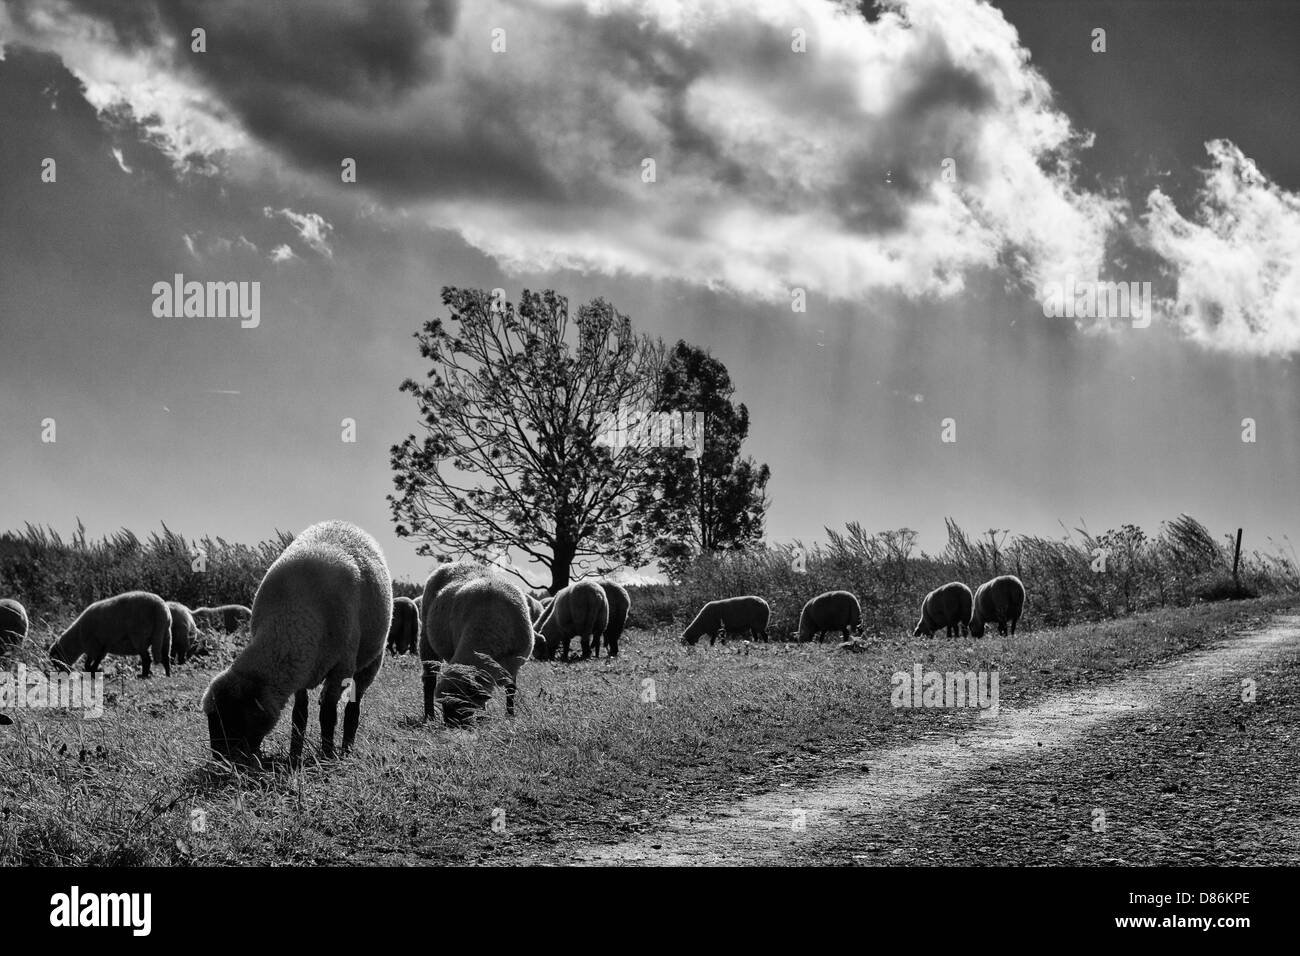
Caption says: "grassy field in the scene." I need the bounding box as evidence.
[1,593,1296,865]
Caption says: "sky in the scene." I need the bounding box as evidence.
[1,0,1297,585]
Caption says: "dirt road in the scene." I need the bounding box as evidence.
[516,616,1299,865]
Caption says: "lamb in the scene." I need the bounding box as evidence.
[166,601,198,663]
[533,581,609,661]
[1,598,28,649]
[913,582,973,638]
[193,604,252,634]
[969,575,1026,637]
[596,581,630,658]
[387,596,420,654]
[420,567,534,728]
[201,520,392,766]
[48,591,172,677]
[795,590,862,643]
[680,596,770,646]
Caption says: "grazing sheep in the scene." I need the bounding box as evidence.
[48,591,172,678]
[201,520,392,765]
[166,601,197,663]
[681,596,770,647]
[193,604,252,634]
[913,582,974,638]
[387,596,420,654]
[533,581,609,661]
[969,575,1026,638]
[421,568,534,728]
[795,590,862,643]
[596,581,631,658]
[419,560,486,648]
[526,594,546,625]
[1,598,28,650]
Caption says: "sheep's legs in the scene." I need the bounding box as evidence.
[580,634,592,659]
[422,659,441,720]
[289,690,309,766]
[505,677,517,716]
[318,679,344,759]
[342,655,383,754]
[139,652,152,678]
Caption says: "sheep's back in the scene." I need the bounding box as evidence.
[925,583,973,626]
[242,522,392,690]
[709,595,769,629]
[67,591,170,653]
[431,572,532,665]
[801,591,860,629]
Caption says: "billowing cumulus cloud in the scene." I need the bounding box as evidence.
[1144,140,1300,357]
[2,0,1295,355]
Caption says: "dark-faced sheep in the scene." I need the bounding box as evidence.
[387,596,420,654]
[1,598,28,651]
[913,582,973,638]
[681,596,770,646]
[795,591,862,643]
[421,568,534,728]
[166,601,197,663]
[201,520,392,766]
[48,591,172,677]
[533,581,609,661]
[596,581,631,657]
[969,575,1026,637]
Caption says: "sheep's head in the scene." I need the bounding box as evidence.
[47,639,72,670]
[530,631,552,660]
[435,667,490,729]
[912,619,932,638]
[969,619,986,638]
[202,669,277,764]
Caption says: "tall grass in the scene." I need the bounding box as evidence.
[628,514,1299,635]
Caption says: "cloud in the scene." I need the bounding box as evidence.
[1144,140,1300,357]
[3,0,1295,355]
[264,206,333,258]
[269,243,295,263]
[110,145,130,172]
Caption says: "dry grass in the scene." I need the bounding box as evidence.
[1,593,1296,865]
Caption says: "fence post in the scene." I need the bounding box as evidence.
[1232,528,1243,582]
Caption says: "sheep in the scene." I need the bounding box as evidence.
[969,575,1026,637]
[596,581,630,658]
[913,582,973,638]
[681,596,770,647]
[421,567,534,728]
[48,591,173,678]
[1,598,28,650]
[387,596,420,654]
[193,605,252,634]
[201,520,392,766]
[166,601,198,664]
[526,594,546,625]
[795,590,862,643]
[533,581,609,661]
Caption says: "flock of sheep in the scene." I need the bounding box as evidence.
[0,519,1027,765]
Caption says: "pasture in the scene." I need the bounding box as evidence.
[2,594,1293,866]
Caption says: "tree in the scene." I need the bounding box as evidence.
[637,342,771,577]
[389,288,668,592]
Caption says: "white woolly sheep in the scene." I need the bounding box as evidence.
[193,604,252,634]
[421,568,534,728]
[166,601,197,663]
[48,591,172,678]
[913,582,973,638]
[795,590,862,643]
[387,596,420,654]
[596,581,630,657]
[534,581,609,661]
[969,575,1026,638]
[201,520,392,765]
[681,596,770,646]
[1,598,28,650]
